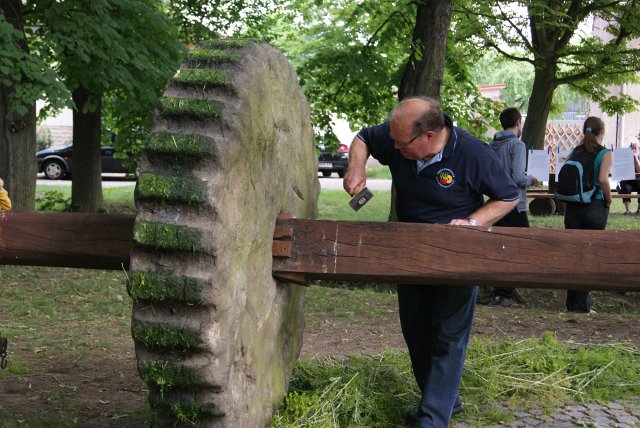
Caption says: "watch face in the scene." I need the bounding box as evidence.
[468,218,478,226]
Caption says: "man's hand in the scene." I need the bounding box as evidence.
[343,167,366,197]
[343,137,369,196]
[0,178,4,190]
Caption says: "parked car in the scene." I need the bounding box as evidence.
[36,144,130,179]
[318,143,349,178]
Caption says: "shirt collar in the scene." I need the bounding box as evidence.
[416,113,457,173]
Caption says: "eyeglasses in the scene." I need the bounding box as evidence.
[394,131,424,149]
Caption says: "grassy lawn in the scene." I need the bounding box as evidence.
[0,182,638,427]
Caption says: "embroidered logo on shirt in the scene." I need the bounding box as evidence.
[436,168,455,188]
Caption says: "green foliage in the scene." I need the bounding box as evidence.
[251,0,500,148]
[35,127,53,151]
[0,13,71,118]
[457,1,640,118]
[35,190,72,212]
[161,1,272,44]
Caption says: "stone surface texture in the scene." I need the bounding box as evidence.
[129,40,319,427]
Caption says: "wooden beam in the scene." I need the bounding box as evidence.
[272,218,640,292]
[0,212,134,270]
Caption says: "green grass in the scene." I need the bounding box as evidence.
[365,165,392,179]
[271,333,640,427]
[36,184,135,213]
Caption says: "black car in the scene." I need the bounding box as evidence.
[318,143,349,178]
[36,144,130,179]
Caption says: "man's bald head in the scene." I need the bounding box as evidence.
[390,97,445,138]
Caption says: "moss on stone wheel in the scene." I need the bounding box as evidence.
[129,39,319,427]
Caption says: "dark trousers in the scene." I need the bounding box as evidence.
[397,284,477,428]
[564,200,609,312]
[619,179,640,205]
[492,209,530,298]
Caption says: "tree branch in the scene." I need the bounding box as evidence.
[495,1,533,52]
[485,42,533,65]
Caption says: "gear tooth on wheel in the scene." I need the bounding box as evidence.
[132,321,203,353]
[171,69,233,91]
[185,48,242,68]
[137,173,208,206]
[138,360,214,393]
[127,271,210,305]
[132,220,209,254]
[146,132,218,160]
[159,97,223,120]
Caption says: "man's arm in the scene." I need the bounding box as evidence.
[343,136,370,196]
[448,199,519,226]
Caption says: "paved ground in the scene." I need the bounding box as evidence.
[454,399,640,427]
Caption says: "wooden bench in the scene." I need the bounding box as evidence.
[527,193,640,216]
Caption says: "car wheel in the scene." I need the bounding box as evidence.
[322,171,331,177]
[337,169,345,178]
[43,161,65,180]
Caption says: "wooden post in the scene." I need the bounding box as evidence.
[0,212,134,270]
[273,218,640,292]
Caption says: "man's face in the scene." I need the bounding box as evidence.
[390,121,436,160]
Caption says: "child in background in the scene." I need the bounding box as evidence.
[0,177,12,211]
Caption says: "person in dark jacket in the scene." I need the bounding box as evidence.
[564,116,613,313]
[344,97,520,428]
[486,107,537,307]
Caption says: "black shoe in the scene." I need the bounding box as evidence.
[405,403,463,424]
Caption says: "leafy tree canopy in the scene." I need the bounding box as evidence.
[251,0,502,146]
[0,12,70,119]
[456,0,640,147]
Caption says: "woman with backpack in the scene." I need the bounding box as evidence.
[562,116,613,313]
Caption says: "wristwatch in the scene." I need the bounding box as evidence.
[467,217,478,226]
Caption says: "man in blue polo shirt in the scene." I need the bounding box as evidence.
[344,97,519,428]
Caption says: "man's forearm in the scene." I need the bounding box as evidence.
[343,137,370,196]
[349,137,369,170]
[470,199,519,226]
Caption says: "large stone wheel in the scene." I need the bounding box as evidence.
[127,40,320,427]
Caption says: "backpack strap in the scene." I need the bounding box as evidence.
[593,147,609,200]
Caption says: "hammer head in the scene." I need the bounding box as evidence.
[348,187,374,211]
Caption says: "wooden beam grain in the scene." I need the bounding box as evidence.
[0,212,134,270]
[272,218,640,292]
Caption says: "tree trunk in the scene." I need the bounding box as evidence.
[71,85,103,212]
[0,0,37,211]
[393,0,454,221]
[397,0,453,100]
[521,66,558,150]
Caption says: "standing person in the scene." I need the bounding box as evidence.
[618,141,640,215]
[487,107,538,307]
[0,178,11,211]
[564,116,613,314]
[343,97,520,428]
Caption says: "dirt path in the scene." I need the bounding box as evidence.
[1,287,638,427]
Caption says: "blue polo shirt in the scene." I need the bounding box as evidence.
[357,116,520,224]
